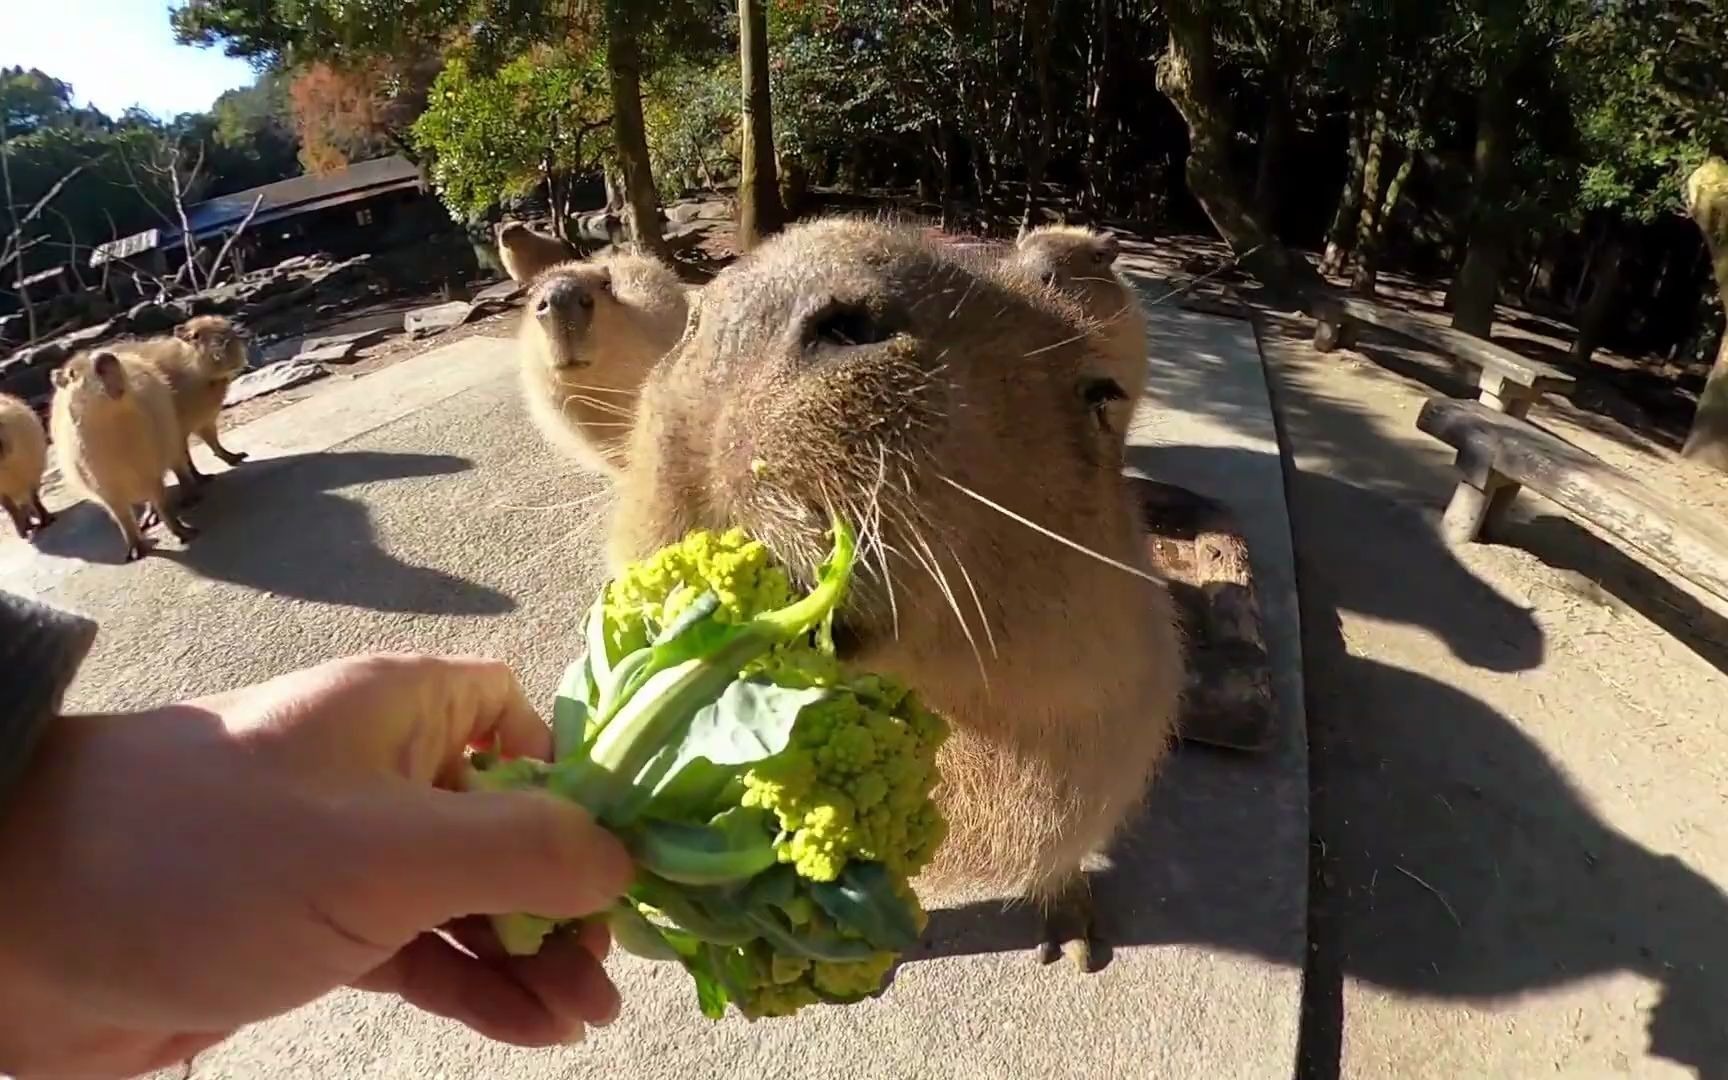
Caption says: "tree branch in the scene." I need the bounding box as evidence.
[203,193,264,288]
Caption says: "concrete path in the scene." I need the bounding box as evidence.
[2,292,1309,1078]
[1257,314,1728,1080]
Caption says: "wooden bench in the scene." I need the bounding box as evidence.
[1315,296,1576,418]
[1418,398,1728,606]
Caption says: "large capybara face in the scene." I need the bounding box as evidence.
[610,218,1144,678]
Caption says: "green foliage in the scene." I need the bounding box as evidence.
[0,67,75,138]
[768,2,961,161]
[410,45,611,221]
[643,60,739,197]
[172,0,470,63]
[2,126,178,279]
[1,53,301,296]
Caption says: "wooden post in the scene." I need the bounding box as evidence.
[1441,441,1520,543]
[1314,316,1344,352]
[1475,370,1535,418]
[1313,301,1355,353]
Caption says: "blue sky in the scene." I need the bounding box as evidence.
[1,1,258,120]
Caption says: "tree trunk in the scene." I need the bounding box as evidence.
[1080,0,1113,216]
[1568,225,1625,366]
[1351,148,1413,296]
[1154,0,1320,296]
[1252,15,1298,232]
[1682,158,1728,470]
[1347,83,1392,282]
[1019,0,1056,232]
[1320,106,1369,276]
[1450,77,1516,338]
[605,0,668,258]
[736,0,783,251]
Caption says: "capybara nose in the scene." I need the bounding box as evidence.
[797,298,894,350]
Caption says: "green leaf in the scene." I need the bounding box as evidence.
[744,907,879,963]
[631,807,779,886]
[653,590,721,645]
[631,874,759,946]
[607,903,680,962]
[552,658,591,759]
[584,597,613,684]
[687,953,731,1020]
[631,678,828,819]
[679,678,826,767]
[810,862,921,952]
[742,864,799,910]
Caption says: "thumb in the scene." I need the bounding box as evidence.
[344,786,637,938]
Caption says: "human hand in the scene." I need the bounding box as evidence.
[0,654,635,1079]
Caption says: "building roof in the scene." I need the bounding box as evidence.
[185,154,423,235]
[92,155,425,267]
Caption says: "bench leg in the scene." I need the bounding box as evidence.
[1441,466,1521,544]
[1478,373,1536,420]
[1314,317,1355,353]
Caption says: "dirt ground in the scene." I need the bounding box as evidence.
[1254,311,1728,1079]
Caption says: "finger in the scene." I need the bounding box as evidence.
[357,933,577,1047]
[347,786,635,934]
[573,916,612,963]
[350,655,550,776]
[412,655,553,762]
[500,931,623,1030]
[212,654,551,779]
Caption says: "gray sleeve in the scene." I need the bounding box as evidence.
[0,590,97,805]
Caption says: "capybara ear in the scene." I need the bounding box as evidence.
[173,321,198,342]
[596,266,614,290]
[1094,234,1120,266]
[51,365,70,389]
[92,352,127,397]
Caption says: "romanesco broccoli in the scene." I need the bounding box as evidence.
[466,520,949,1020]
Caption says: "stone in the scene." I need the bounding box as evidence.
[572,210,626,245]
[62,321,116,349]
[223,360,329,406]
[294,340,362,364]
[185,290,244,317]
[472,278,525,307]
[665,202,703,225]
[0,343,66,402]
[404,301,472,338]
[126,300,190,334]
[297,327,393,361]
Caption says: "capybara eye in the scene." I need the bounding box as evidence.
[806,301,890,348]
[534,295,555,317]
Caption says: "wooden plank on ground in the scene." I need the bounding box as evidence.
[1418,398,1728,605]
[1132,476,1276,753]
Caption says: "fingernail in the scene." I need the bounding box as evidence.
[561,1024,587,1046]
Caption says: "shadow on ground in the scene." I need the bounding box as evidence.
[917,300,1728,1080]
[37,451,514,615]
